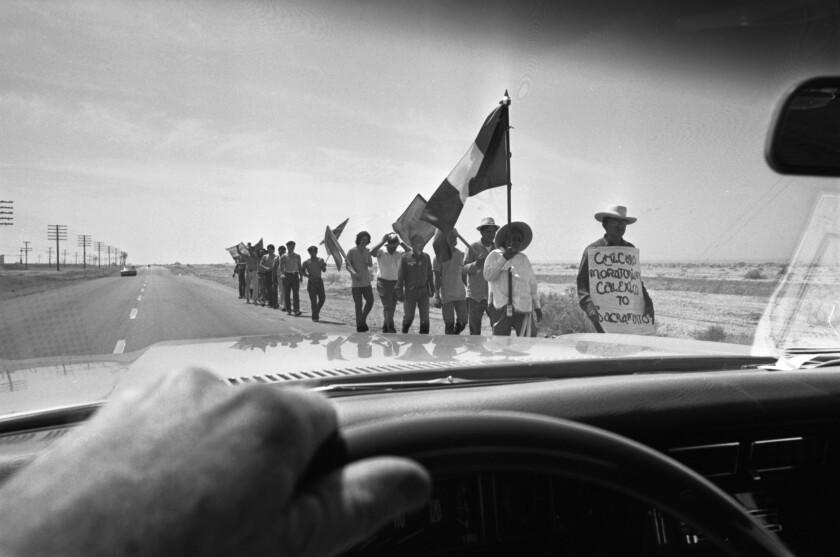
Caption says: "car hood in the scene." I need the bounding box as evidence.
[0,332,759,419]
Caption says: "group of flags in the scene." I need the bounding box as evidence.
[226,92,512,269]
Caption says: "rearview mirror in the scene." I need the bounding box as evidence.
[767,77,840,177]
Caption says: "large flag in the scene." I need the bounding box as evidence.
[324,226,345,270]
[319,218,349,245]
[421,99,510,232]
[393,194,437,251]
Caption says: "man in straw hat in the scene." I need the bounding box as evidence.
[463,217,499,335]
[577,204,654,332]
[483,221,542,336]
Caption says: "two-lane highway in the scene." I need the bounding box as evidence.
[0,266,345,361]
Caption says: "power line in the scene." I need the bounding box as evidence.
[47,224,68,271]
[0,200,12,226]
[77,234,91,269]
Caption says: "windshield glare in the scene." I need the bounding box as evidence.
[3,0,840,382]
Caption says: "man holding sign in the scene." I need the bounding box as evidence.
[577,205,655,334]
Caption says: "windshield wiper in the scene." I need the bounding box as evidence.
[760,347,840,370]
[312,375,544,394]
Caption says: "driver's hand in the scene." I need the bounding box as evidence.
[0,368,430,557]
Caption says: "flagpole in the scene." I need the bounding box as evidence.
[501,90,515,321]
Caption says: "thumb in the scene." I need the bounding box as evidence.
[291,457,430,557]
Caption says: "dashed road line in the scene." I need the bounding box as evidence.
[113,339,126,354]
[129,308,138,320]
[137,295,143,302]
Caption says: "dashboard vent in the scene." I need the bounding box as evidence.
[667,442,740,477]
[225,360,462,386]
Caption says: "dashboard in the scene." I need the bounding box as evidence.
[332,366,840,556]
[3,364,840,556]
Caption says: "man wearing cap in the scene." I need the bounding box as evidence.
[483,222,542,336]
[463,217,499,335]
[279,241,303,316]
[577,205,654,332]
[370,233,404,333]
[397,234,434,334]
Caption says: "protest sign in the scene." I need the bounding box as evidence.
[587,246,655,335]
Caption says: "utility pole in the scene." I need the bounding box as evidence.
[22,241,31,269]
[62,248,68,265]
[48,246,53,266]
[94,241,105,268]
[77,234,91,269]
[47,224,68,271]
[0,200,12,227]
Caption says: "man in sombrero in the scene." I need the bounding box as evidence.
[483,221,542,336]
[577,204,654,332]
[463,217,499,335]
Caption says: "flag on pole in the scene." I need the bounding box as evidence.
[421,101,510,232]
[324,226,345,270]
[392,194,437,251]
[226,244,241,260]
[235,242,248,258]
[319,218,349,245]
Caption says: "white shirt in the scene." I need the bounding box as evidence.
[483,250,540,312]
[375,248,402,281]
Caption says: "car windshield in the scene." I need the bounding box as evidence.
[2,1,840,411]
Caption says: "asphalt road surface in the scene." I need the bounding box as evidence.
[0,266,348,361]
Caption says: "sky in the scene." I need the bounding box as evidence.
[2,0,840,265]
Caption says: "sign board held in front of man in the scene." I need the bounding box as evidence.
[587,246,655,335]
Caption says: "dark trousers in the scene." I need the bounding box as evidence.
[402,288,430,334]
[467,297,491,335]
[237,272,246,298]
[352,285,374,331]
[376,278,398,333]
[489,304,528,336]
[262,274,278,308]
[442,299,468,334]
[284,273,300,313]
[307,278,325,320]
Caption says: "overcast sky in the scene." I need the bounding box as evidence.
[2,0,839,264]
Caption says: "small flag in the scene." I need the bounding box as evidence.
[421,100,509,232]
[393,194,436,251]
[324,226,345,270]
[319,218,349,245]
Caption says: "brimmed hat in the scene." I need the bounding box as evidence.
[494,221,532,251]
[477,217,499,231]
[594,204,637,224]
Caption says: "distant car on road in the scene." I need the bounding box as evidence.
[120,265,137,277]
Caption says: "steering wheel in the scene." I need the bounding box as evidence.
[343,412,794,557]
